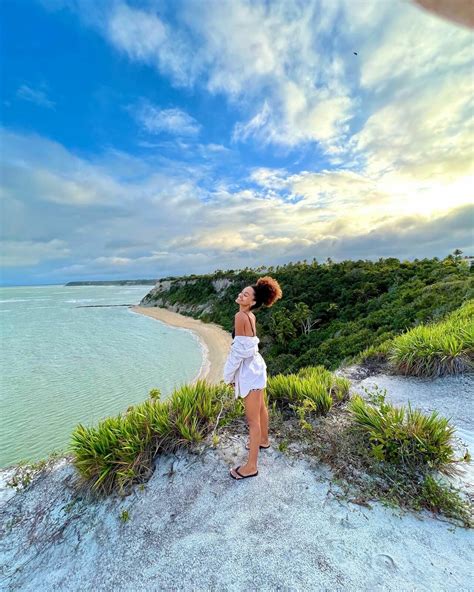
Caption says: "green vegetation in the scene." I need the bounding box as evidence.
[140,252,473,376]
[119,509,130,523]
[385,300,474,377]
[70,380,240,495]
[70,368,343,496]
[5,449,68,490]
[267,365,350,425]
[67,252,473,525]
[69,361,472,526]
[310,384,472,527]
[419,475,471,524]
[349,392,455,469]
[355,299,473,376]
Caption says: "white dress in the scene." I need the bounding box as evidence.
[223,335,267,399]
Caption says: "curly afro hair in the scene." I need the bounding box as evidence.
[250,276,283,310]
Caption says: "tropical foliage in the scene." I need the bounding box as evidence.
[141,251,473,375]
[71,380,235,495]
[386,299,474,377]
[349,394,455,469]
[70,367,348,494]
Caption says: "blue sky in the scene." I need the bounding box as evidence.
[1,0,473,285]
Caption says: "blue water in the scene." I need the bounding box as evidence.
[0,284,204,468]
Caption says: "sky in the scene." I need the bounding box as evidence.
[1,0,473,285]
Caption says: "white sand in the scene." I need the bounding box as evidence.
[1,438,472,591]
[130,305,232,386]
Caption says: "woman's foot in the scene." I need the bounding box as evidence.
[245,440,270,450]
[230,463,259,480]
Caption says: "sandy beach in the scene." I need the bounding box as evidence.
[130,305,232,386]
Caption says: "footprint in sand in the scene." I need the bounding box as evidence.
[373,553,397,570]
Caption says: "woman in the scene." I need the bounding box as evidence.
[223,276,282,480]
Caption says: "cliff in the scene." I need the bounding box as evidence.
[1,366,472,591]
[139,277,233,316]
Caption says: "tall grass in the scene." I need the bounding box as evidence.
[355,299,474,377]
[70,365,349,494]
[388,300,474,377]
[267,365,350,417]
[351,338,394,365]
[71,380,231,495]
[349,394,455,470]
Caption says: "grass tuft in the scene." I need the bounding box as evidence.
[70,380,232,495]
[355,299,474,377]
[348,389,455,470]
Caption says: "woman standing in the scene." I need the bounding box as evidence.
[223,276,282,480]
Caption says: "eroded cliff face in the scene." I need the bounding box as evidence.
[139,277,234,316]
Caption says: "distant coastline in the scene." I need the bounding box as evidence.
[65,280,157,286]
[130,306,232,385]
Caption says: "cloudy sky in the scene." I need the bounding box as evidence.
[1,0,473,285]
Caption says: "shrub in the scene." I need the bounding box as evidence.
[168,380,224,444]
[266,366,350,418]
[296,365,350,403]
[308,396,472,527]
[348,391,455,471]
[353,338,394,365]
[388,300,474,377]
[70,380,232,495]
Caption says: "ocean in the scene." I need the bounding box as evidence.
[0,284,204,468]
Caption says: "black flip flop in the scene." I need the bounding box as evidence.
[230,465,259,480]
[245,443,270,450]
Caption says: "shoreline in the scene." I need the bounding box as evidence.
[130,305,232,386]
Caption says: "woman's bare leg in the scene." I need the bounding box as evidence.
[230,389,261,477]
[245,390,269,448]
[260,391,270,446]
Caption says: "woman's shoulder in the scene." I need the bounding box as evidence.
[235,310,256,321]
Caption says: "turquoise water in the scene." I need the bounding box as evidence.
[0,285,204,468]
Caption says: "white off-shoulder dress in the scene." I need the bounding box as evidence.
[223,334,267,399]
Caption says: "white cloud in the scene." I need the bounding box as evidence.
[1,239,70,267]
[58,0,473,162]
[92,256,132,266]
[359,7,472,92]
[250,167,289,190]
[107,3,166,61]
[351,71,474,181]
[6,0,474,279]
[105,2,196,87]
[1,130,129,207]
[16,84,55,109]
[4,128,471,279]
[73,1,355,152]
[134,103,201,136]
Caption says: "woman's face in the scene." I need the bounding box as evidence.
[235,286,256,308]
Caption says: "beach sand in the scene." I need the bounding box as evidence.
[130,305,232,386]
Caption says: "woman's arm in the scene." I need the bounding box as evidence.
[223,350,241,385]
[223,314,246,384]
